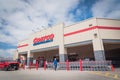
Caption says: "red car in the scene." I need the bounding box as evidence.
[0,60,19,71]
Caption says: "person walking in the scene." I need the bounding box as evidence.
[53,58,57,71]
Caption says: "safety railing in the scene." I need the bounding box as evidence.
[45,60,113,71]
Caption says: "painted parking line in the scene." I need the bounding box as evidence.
[114,74,118,79]
[90,71,120,80]
[105,72,110,76]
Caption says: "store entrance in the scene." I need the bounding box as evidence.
[67,43,94,62]
[32,49,59,67]
[68,53,79,61]
[37,56,45,67]
[104,43,120,67]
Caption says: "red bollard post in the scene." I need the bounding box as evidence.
[66,60,69,71]
[23,63,25,70]
[111,65,114,71]
[36,61,38,70]
[29,62,32,70]
[44,61,46,70]
[18,62,20,69]
[80,59,82,71]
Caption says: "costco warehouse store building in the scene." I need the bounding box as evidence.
[14,18,120,67]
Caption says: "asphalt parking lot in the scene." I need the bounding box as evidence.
[0,68,120,80]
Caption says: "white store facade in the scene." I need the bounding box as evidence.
[14,18,120,66]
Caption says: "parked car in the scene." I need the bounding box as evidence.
[0,60,19,71]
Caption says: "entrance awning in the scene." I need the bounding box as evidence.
[65,40,92,48]
[30,46,59,53]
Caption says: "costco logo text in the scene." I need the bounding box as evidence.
[33,34,54,46]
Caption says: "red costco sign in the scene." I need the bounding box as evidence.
[33,34,54,46]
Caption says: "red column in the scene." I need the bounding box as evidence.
[44,61,46,70]
[66,60,69,71]
[36,61,38,70]
[80,59,82,71]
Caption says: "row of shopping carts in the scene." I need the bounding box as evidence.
[46,60,112,71]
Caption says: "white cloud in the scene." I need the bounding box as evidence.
[0,0,80,57]
[0,0,80,46]
[107,10,120,19]
[92,0,120,19]
[0,49,15,57]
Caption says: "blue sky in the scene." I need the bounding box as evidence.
[0,0,120,57]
